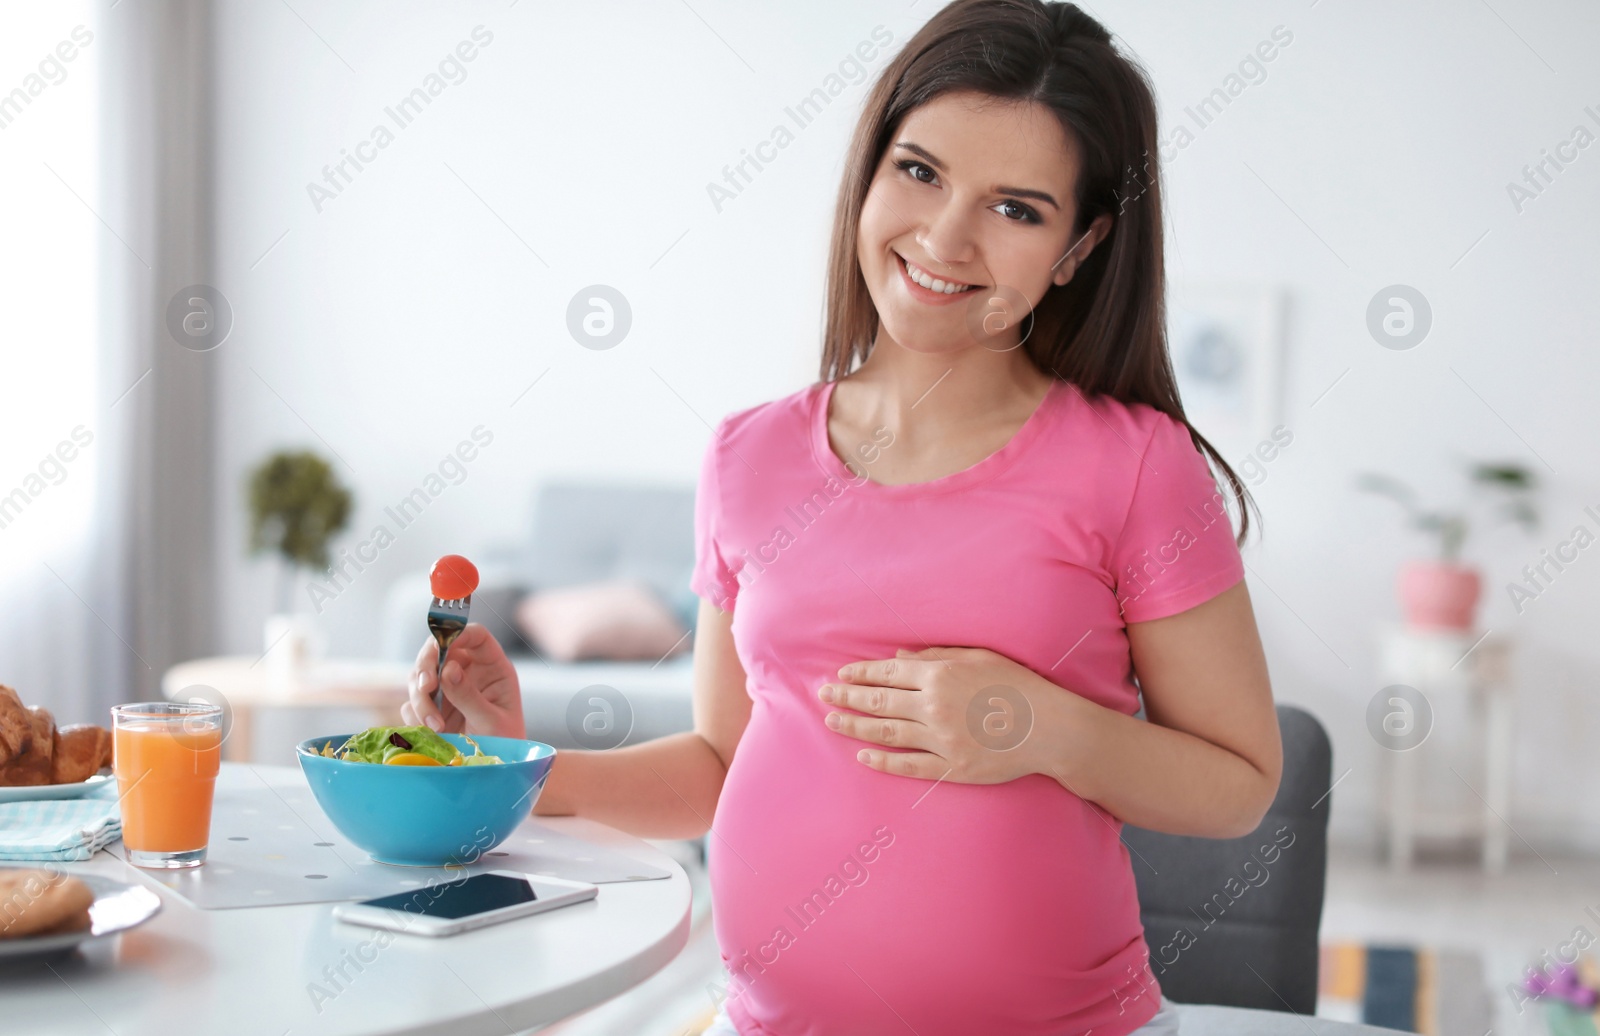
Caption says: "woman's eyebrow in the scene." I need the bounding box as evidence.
[892,141,1060,209]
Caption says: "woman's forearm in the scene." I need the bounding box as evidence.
[533,730,729,841]
[1031,685,1276,839]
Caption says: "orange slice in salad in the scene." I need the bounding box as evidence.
[385,752,444,766]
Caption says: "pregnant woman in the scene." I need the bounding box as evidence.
[404,2,1282,1033]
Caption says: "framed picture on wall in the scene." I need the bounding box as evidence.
[1166,282,1288,468]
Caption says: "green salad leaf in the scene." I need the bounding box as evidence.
[327,725,503,765]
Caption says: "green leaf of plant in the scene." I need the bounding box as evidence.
[246,450,353,570]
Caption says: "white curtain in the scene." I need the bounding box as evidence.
[0,1,218,724]
[0,2,110,724]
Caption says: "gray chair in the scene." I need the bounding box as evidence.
[1121,704,1332,1014]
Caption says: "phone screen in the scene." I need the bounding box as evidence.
[361,873,538,919]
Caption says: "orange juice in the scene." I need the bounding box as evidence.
[114,720,222,855]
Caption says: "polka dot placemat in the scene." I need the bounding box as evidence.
[118,777,668,910]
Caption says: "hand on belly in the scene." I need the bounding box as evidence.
[817,644,1077,785]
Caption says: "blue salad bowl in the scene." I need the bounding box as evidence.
[296,733,557,867]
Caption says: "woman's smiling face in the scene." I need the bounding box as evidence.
[856,90,1107,355]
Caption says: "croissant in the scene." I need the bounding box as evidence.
[0,706,56,786]
[0,684,31,765]
[53,725,113,784]
[0,694,113,787]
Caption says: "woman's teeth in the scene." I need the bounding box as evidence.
[902,256,978,295]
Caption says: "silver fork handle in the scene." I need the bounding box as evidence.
[433,648,449,711]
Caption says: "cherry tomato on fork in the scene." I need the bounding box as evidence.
[429,555,479,601]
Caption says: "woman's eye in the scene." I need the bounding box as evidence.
[897,160,937,185]
[994,199,1041,224]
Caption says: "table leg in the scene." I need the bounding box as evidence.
[1483,686,1513,874]
[226,704,254,764]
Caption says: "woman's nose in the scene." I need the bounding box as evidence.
[914,202,977,270]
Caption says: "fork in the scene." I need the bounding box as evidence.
[426,594,471,716]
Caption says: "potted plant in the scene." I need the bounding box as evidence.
[1355,462,1538,631]
[247,450,352,675]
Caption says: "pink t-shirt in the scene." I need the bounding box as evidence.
[691,376,1245,1036]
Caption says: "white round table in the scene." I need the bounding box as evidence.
[1172,1004,1405,1033]
[0,764,693,1036]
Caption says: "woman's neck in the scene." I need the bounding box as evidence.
[839,329,1056,434]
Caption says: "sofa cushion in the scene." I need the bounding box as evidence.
[516,580,690,662]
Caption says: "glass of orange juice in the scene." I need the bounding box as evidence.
[112,702,223,869]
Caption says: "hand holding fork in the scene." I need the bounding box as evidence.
[426,555,478,716]
[404,554,524,737]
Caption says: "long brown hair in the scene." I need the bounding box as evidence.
[820,0,1257,544]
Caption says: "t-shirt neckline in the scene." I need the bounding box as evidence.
[810,376,1065,497]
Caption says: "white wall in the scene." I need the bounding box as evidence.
[207,0,1600,852]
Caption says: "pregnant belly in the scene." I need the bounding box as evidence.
[708,710,1159,1036]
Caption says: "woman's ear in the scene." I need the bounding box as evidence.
[1052,213,1114,287]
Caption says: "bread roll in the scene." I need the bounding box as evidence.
[0,870,96,939]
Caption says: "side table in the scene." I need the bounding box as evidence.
[161,656,412,762]
[1375,623,1515,873]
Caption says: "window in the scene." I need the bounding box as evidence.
[0,4,100,576]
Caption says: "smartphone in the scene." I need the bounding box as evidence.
[332,870,598,937]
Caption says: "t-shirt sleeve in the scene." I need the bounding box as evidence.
[690,418,740,613]
[1110,411,1245,623]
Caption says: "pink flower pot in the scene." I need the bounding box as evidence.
[1397,561,1481,631]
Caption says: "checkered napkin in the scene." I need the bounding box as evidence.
[0,781,121,862]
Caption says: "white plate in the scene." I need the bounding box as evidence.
[0,773,113,804]
[0,870,161,959]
